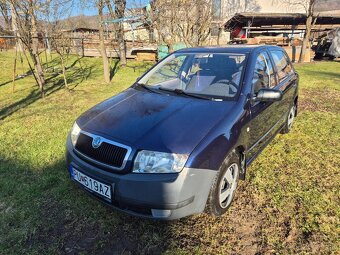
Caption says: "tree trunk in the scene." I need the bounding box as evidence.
[58,53,68,89]
[29,2,46,97]
[299,14,313,63]
[217,27,222,46]
[299,0,315,63]
[9,2,23,52]
[98,0,110,83]
[114,0,127,66]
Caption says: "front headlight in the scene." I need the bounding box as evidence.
[133,150,188,173]
[70,122,81,147]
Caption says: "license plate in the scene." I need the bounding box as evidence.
[72,168,112,200]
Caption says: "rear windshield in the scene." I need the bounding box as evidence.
[139,52,247,99]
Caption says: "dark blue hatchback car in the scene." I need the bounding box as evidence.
[66,45,298,219]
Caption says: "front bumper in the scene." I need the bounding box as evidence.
[66,137,217,220]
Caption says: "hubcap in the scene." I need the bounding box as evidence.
[288,106,296,129]
[219,163,239,208]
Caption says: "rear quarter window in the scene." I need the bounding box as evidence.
[270,50,294,82]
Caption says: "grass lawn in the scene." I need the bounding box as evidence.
[0,51,339,254]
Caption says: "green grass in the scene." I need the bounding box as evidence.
[0,51,339,254]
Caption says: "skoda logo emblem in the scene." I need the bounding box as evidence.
[92,136,102,149]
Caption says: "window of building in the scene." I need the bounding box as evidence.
[212,0,221,19]
[210,26,220,37]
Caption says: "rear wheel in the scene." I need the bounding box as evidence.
[281,104,296,134]
[206,151,240,216]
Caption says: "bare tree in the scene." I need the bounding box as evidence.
[29,1,46,96]
[150,0,260,48]
[149,0,178,50]
[150,0,214,48]
[176,0,212,46]
[8,0,47,97]
[97,0,110,83]
[105,0,127,66]
[8,1,23,52]
[114,0,127,66]
[299,0,316,63]
[273,0,318,63]
[50,34,72,88]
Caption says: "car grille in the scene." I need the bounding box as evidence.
[75,133,128,169]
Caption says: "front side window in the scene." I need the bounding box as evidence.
[146,55,186,85]
[139,53,247,99]
[252,52,275,94]
[270,50,294,82]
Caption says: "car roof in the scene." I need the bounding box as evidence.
[176,45,283,54]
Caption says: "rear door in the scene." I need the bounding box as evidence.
[247,51,279,160]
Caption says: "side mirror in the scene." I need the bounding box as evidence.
[255,88,283,102]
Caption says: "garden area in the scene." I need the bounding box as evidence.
[0,51,339,254]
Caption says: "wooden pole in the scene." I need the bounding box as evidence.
[12,48,17,92]
[22,49,39,87]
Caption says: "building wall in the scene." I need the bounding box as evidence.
[124,28,150,41]
[218,0,306,19]
[255,0,306,13]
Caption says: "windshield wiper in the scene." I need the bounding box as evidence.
[158,87,213,100]
[137,83,162,94]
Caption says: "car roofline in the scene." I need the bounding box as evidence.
[175,45,283,55]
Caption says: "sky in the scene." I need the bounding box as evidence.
[69,0,150,17]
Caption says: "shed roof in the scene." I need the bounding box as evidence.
[224,12,340,31]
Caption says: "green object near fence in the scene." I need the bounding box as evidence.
[158,45,169,60]
[157,42,187,60]
[173,42,187,51]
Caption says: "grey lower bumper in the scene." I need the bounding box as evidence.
[66,139,217,220]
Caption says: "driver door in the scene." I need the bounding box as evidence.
[247,51,279,160]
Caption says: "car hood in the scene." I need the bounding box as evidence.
[77,88,236,154]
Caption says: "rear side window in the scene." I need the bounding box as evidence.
[252,52,276,94]
[270,50,294,82]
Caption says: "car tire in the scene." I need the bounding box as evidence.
[205,150,240,216]
[281,103,297,134]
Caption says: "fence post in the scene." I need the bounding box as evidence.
[82,38,84,57]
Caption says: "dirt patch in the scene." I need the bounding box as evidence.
[299,88,340,113]
[19,148,335,254]
[154,182,269,255]
[24,195,167,254]
[21,181,332,254]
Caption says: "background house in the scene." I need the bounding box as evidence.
[209,0,340,45]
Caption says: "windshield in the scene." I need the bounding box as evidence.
[139,52,247,99]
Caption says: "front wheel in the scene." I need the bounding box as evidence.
[205,151,240,216]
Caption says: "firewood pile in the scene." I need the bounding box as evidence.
[232,36,303,46]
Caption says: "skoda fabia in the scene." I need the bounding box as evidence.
[66,45,298,220]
